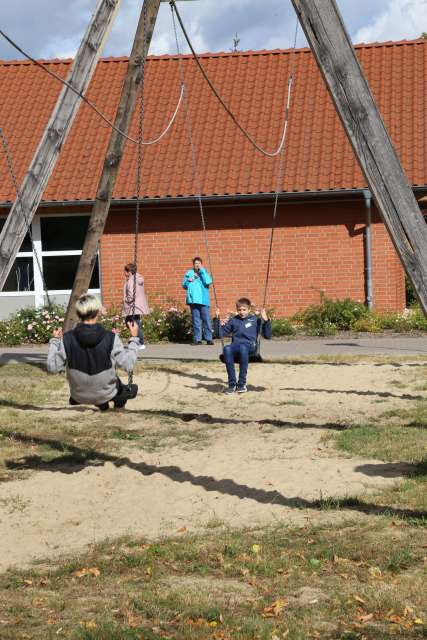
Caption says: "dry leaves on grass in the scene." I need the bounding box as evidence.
[262,599,288,618]
[72,567,100,578]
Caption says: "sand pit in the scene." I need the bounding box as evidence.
[0,359,421,571]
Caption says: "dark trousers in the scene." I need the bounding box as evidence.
[125,314,144,344]
[69,378,138,410]
[223,342,255,386]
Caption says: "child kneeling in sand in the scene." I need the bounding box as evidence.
[47,293,139,411]
[219,298,272,394]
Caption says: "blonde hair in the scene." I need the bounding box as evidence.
[75,293,101,320]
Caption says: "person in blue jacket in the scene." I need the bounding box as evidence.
[219,297,272,393]
[182,256,214,345]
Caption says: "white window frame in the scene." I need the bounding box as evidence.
[0,213,101,306]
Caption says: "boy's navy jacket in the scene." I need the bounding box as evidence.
[220,314,272,348]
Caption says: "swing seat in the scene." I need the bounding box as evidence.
[219,351,263,364]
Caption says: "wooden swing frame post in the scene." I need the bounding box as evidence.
[0,0,121,292]
[291,0,427,315]
[63,0,162,331]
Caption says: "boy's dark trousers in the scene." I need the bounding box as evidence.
[223,342,255,386]
[69,378,138,410]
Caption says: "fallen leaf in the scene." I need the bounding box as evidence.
[72,567,100,578]
[353,595,366,605]
[387,614,403,624]
[177,526,187,533]
[82,621,98,630]
[47,618,56,625]
[262,599,288,618]
[368,566,382,578]
[414,618,424,625]
[252,544,262,554]
[23,579,33,587]
[358,613,374,623]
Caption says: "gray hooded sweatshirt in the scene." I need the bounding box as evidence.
[47,323,139,405]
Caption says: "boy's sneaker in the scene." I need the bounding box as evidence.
[225,385,236,394]
[236,384,247,393]
[97,402,110,411]
[206,341,214,345]
[139,344,146,350]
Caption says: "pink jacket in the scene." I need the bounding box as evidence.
[123,273,150,316]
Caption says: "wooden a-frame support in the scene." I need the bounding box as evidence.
[290,0,427,315]
[0,0,121,292]
[64,0,162,330]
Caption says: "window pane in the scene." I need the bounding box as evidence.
[41,216,89,251]
[3,257,34,291]
[43,255,99,290]
[0,218,32,252]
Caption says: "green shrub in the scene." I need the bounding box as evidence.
[301,294,368,335]
[352,314,383,333]
[405,306,427,331]
[271,317,296,337]
[405,275,417,307]
[352,307,427,333]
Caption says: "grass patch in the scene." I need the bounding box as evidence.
[329,423,427,466]
[0,521,426,639]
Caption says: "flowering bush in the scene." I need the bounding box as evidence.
[0,305,65,345]
[1,299,426,346]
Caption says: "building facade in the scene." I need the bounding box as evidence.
[1,40,426,318]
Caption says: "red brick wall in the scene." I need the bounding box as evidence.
[100,198,405,315]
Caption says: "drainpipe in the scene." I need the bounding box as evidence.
[363,189,373,310]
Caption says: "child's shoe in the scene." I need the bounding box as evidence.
[236,384,247,393]
[225,384,236,394]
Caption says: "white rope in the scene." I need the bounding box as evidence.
[170,0,294,158]
[0,28,184,147]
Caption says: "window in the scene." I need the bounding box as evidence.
[0,219,34,292]
[0,214,100,304]
[3,257,34,292]
[41,216,90,251]
[43,255,99,290]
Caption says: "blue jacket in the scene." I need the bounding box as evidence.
[221,314,272,348]
[182,267,212,306]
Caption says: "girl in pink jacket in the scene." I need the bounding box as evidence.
[123,262,150,349]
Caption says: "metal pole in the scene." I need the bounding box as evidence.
[363,189,373,310]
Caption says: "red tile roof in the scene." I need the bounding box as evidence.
[1,38,427,203]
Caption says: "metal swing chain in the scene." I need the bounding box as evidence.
[0,127,52,310]
[128,0,149,386]
[170,3,224,348]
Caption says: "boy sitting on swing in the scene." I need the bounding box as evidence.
[47,293,139,411]
[218,298,272,394]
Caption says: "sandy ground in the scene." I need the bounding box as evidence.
[0,359,422,571]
